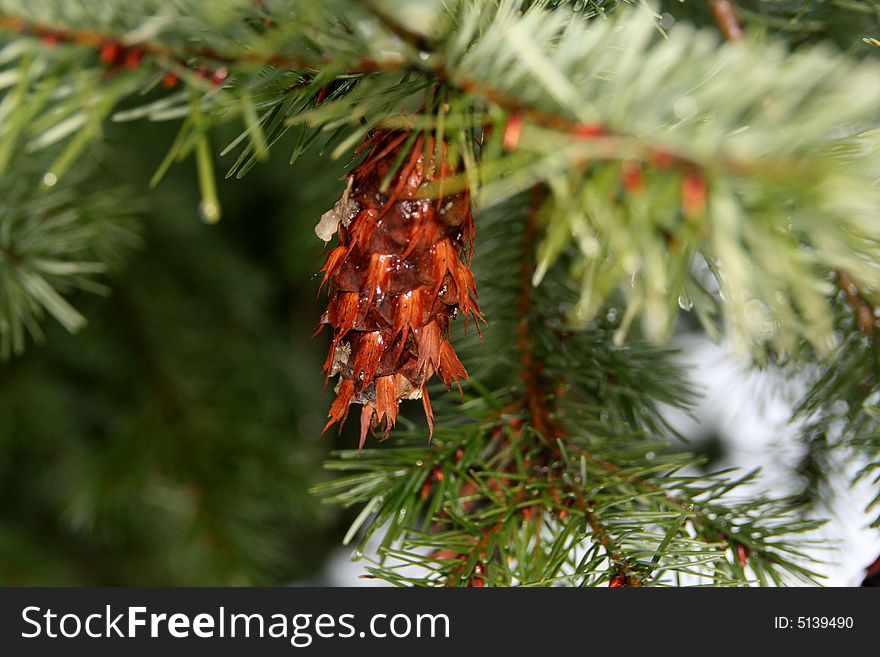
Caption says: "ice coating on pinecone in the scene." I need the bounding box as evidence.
[317,130,482,449]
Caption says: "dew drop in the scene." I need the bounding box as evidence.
[198,200,221,224]
[579,236,599,256]
[673,96,698,122]
[42,171,58,187]
[677,294,693,311]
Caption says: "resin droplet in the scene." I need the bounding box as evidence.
[315,176,357,242]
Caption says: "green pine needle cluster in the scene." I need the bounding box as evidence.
[0,159,138,357]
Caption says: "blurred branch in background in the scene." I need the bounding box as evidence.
[0,155,138,359]
[0,120,350,584]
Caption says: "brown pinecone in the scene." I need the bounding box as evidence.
[316,129,482,449]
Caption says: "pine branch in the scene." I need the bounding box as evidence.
[441,2,880,355]
[4,1,880,359]
[315,196,825,586]
[664,0,880,51]
[0,156,139,357]
[735,0,880,48]
[789,287,880,527]
[517,189,645,585]
[707,1,880,523]
[510,190,646,585]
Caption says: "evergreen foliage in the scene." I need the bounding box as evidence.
[1,0,879,585]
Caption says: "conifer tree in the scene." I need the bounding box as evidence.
[1,0,879,586]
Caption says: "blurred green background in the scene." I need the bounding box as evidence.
[0,116,357,585]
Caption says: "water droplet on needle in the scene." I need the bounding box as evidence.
[198,200,221,224]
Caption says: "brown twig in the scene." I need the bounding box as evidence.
[710,0,745,43]
[439,187,647,586]
[515,189,644,585]
[2,11,801,186]
[837,271,879,346]
[570,479,643,586]
[518,187,559,441]
[0,14,395,75]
